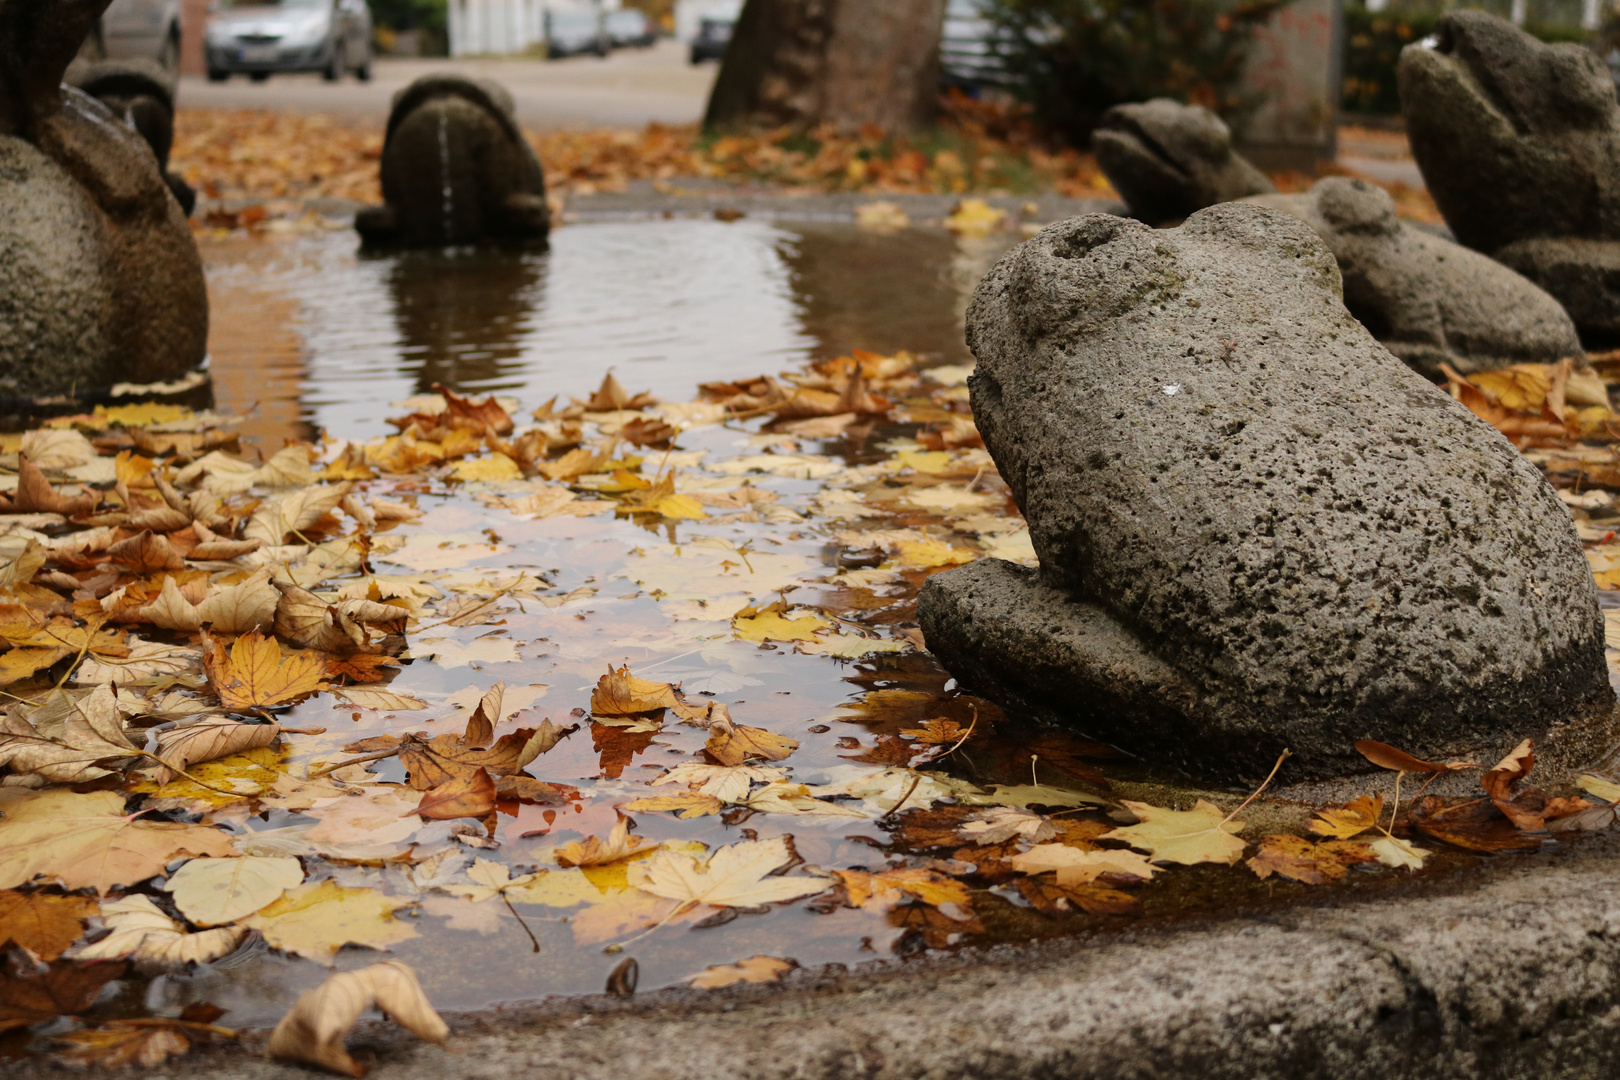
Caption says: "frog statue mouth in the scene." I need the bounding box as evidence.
[1090,99,1273,226]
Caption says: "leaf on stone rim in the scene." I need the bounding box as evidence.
[204,630,326,710]
[0,891,99,962]
[243,881,418,965]
[1102,799,1247,866]
[165,855,303,926]
[1309,794,1385,839]
[1245,835,1378,884]
[628,836,828,910]
[687,956,796,990]
[0,788,236,893]
[1577,774,1620,804]
[67,895,245,969]
[267,960,448,1078]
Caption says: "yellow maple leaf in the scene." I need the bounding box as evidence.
[1102,799,1247,866]
[627,837,828,911]
[205,630,326,710]
[1308,794,1385,839]
[243,880,417,965]
[590,664,680,716]
[452,454,522,483]
[731,600,831,643]
[688,956,795,989]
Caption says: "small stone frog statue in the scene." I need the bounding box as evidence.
[0,0,208,400]
[1400,11,1620,342]
[355,75,550,248]
[1092,98,1274,226]
[64,56,196,215]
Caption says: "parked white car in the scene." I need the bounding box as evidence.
[79,0,183,71]
[204,0,374,83]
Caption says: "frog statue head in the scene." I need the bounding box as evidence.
[1399,11,1620,340]
[1092,98,1275,226]
[0,0,208,399]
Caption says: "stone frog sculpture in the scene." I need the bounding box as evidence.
[355,75,550,248]
[1246,177,1582,378]
[918,204,1613,781]
[65,57,195,215]
[1092,98,1274,226]
[0,0,208,400]
[1399,11,1620,341]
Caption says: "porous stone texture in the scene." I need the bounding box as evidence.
[0,0,207,399]
[355,75,550,248]
[27,831,1620,1080]
[1246,177,1582,378]
[918,204,1612,780]
[1398,11,1620,340]
[65,56,196,214]
[1092,98,1274,226]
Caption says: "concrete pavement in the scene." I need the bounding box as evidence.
[176,38,718,130]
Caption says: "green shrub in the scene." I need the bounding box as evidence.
[981,0,1290,145]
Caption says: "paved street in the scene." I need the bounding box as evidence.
[177,38,718,129]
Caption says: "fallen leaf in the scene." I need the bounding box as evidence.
[899,718,969,745]
[149,718,280,783]
[705,713,798,766]
[267,961,447,1077]
[620,793,723,819]
[52,1022,200,1068]
[1577,774,1620,803]
[1013,876,1141,917]
[591,664,681,717]
[243,881,417,964]
[555,819,649,868]
[416,767,497,821]
[165,855,303,926]
[964,783,1103,810]
[1354,739,1475,773]
[1245,835,1378,884]
[205,631,326,710]
[0,788,235,893]
[1102,799,1246,866]
[688,956,795,989]
[834,867,972,910]
[0,953,124,1029]
[1309,794,1385,839]
[68,895,245,969]
[1406,794,1542,852]
[0,455,97,515]
[731,600,831,643]
[0,891,98,962]
[742,781,869,818]
[628,837,828,911]
[1367,834,1430,871]
[1006,845,1160,885]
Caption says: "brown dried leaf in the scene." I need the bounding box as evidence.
[555,819,648,868]
[705,714,798,766]
[1354,740,1475,774]
[108,531,184,573]
[1309,794,1384,839]
[416,767,497,821]
[1246,835,1378,884]
[205,630,326,710]
[0,455,97,516]
[267,961,447,1077]
[0,891,98,962]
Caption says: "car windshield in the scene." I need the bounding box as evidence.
[701,19,732,37]
[550,12,598,30]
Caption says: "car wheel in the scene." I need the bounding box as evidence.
[207,68,230,82]
[323,42,345,81]
[249,71,270,82]
[355,45,373,81]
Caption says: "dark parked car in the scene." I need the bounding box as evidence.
[689,17,732,64]
[204,0,372,82]
[605,9,657,48]
[547,10,610,58]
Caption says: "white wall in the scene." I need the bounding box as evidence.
[449,0,622,57]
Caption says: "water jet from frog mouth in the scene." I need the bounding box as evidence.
[438,108,454,244]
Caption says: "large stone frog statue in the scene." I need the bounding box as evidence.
[355,75,550,248]
[1092,98,1274,226]
[0,0,207,400]
[1399,11,1620,342]
[918,205,1614,781]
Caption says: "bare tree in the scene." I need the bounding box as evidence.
[705,0,947,134]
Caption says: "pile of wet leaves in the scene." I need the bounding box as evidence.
[2,346,1620,1071]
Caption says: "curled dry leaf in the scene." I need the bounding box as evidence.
[590,664,681,717]
[688,955,795,989]
[68,895,246,969]
[704,713,798,766]
[555,818,648,868]
[273,581,378,655]
[267,961,448,1077]
[0,455,97,516]
[1354,740,1475,774]
[148,718,280,784]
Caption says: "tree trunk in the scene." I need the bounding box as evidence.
[704,0,946,134]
